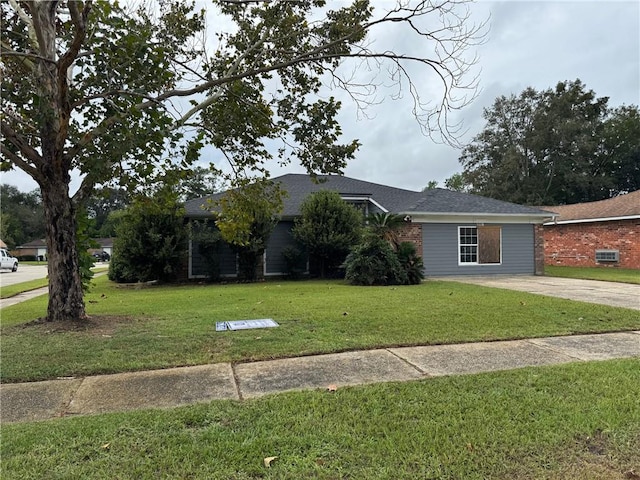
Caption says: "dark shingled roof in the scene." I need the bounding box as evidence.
[184,173,552,218]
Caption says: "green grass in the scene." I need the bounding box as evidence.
[546,265,640,284]
[0,278,48,299]
[3,359,639,479]
[2,276,639,383]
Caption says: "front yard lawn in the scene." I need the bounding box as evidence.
[2,276,639,383]
[546,265,640,284]
[3,359,639,479]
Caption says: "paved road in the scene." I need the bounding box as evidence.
[433,275,640,310]
[0,264,48,287]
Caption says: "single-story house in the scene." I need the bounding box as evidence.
[184,174,555,279]
[13,237,115,261]
[542,190,640,269]
[91,238,114,257]
[14,238,48,260]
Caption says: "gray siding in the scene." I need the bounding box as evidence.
[190,221,299,278]
[218,243,238,276]
[422,223,535,276]
[190,238,237,278]
[265,221,299,275]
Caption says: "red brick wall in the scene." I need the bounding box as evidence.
[396,223,423,255]
[534,225,545,275]
[543,219,640,269]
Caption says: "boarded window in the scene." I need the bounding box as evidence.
[478,226,501,264]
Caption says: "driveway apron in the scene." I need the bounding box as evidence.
[431,275,640,310]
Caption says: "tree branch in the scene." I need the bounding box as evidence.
[0,144,40,181]
[7,0,39,48]
[59,1,92,74]
[1,122,43,171]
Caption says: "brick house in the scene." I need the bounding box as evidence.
[543,190,640,269]
[185,174,552,279]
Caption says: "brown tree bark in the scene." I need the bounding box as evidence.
[29,1,88,321]
[41,178,86,321]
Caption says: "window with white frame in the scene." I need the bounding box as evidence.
[458,226,501,264]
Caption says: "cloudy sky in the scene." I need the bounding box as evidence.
[3,0,639,193]
[336,0,640,191]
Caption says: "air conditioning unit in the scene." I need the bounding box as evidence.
[595,249,619,263]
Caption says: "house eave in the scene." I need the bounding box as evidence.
[405,212,554,224]
[543,214,640,226]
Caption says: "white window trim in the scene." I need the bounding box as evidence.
[457,225,503,266]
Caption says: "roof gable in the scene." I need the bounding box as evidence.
[16,238,47,248]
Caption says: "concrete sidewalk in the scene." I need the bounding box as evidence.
[2,331,639,424]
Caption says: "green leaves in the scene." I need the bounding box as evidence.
[292,191,362,277]
[213,179,285,281]
[459,79,638,205]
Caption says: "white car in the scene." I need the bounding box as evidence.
[0,248,19,272]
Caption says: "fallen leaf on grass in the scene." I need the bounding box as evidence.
[263,456,278,468]
[101,443,110,450]
[625,470,640,480]
[327,384,338,392]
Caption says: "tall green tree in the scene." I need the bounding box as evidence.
[601,105,640,196]
[1,0,484,321]
[0,185,45,247]
[83,187,130,236]
[293,191,362,277]
[458,80,639,205]
[178,166,224,202]
[215,179,285,282]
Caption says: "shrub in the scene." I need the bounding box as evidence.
[282,245,306,279]
[396,241,425,284]
[190,219,223,281]
[109,198,187,283]
[293,191,362,278]
[345,234,407,286]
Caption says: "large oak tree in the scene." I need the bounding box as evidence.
[457,80,640,205]
[1,0,484,321]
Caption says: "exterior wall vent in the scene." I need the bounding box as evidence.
[595,249,619,263]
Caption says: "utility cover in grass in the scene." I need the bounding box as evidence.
[216,319,279,331]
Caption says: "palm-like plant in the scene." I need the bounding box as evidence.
[367,212,406,249]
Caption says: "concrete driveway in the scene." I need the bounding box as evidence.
[0,264,48,287]
[433,275,640,311]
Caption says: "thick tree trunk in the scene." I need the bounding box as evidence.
[41,179,86,322]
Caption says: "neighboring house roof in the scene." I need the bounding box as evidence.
[185,173,553,222]
[543,190,640,225]
[93,238,114,248]
[0,239,7,249]
[16,238,47,249]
